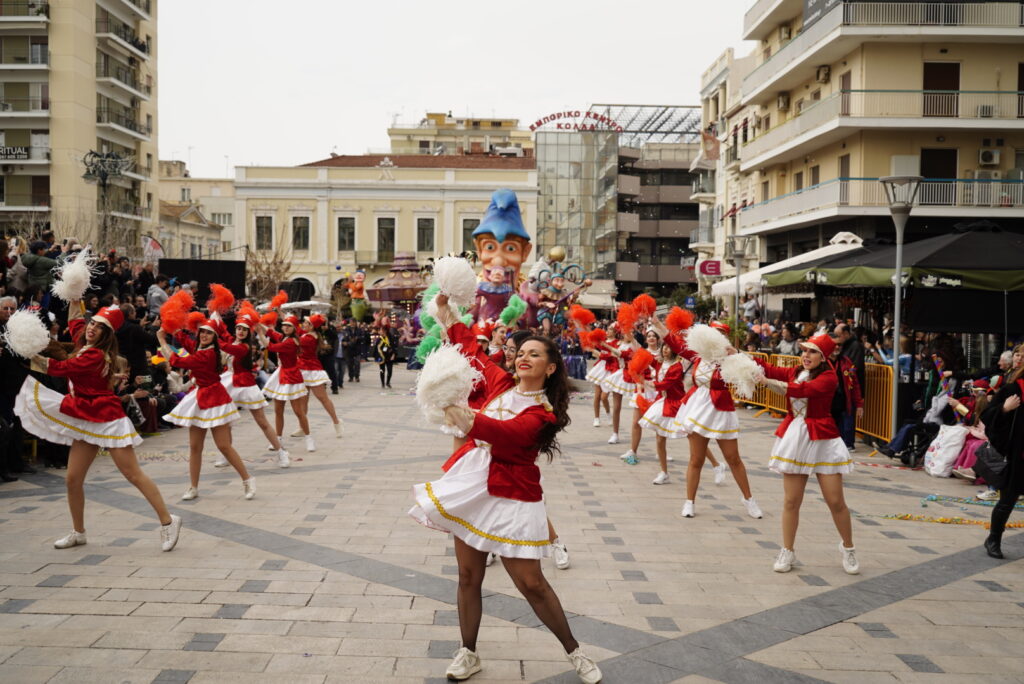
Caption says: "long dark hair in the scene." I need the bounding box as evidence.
[74,319,120,387]
[515,335,571,462]
[235,325,255,368]
[198,330,224,374]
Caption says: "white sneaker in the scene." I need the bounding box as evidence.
[681,500,694,517]
[213,456,229,468]
[485,552,497,567]
[181,487,198,501]
[607,433,619,444]
[553,540,570,569]
[566,647,602,684]
[743,497,763,519]
[978,489,999,502]
[277,449,291,468]
[652,471,669,485]
[267,442,278,451]
[445,646,481,680]
[592,417,601,427]
[666,455,674,462]
[290,427,304,437]
[243,478,256,500]
[840,542,860,574]
[333,420,343,438]
[160,515,182,552]
[54,530,86,549]
[773,548,796,573]
[305,435,316,453]
[713,463,727,484]
[619,449,636,461]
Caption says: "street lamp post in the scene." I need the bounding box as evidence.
[728,234,751,331]
[82,150,132,248]
[879,175,923,441]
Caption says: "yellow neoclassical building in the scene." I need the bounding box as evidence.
[233,154,537,297]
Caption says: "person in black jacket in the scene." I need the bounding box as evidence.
[981,351,1024,559]
[115,303,157,379]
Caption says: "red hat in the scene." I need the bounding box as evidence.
[282,315,300,329]
[710,321,731,336]
[235,313,257,329]
[972,379,991,392]
[471,320,496,342]
[307,314,326,329]
[198,318,225,337]
[93,305,124,331]
[800,333,837,359]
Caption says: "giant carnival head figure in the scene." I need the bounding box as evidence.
[472,189,532,286]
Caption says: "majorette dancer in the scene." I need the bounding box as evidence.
[638,332,686,485]
[289,314,343,440]
[619,327,661,463]
[584,324,622,429]
[15,301,182,551]
[409,293,602,684]
[261,315,312,452]
[158,318,254,501]
[673,321,762,520]
[755,334,858,574]
[215,311,290,469]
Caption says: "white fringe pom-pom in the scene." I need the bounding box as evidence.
[415,343,483,426]
[432,256,478,310]
[51,248,98,303]
[720,353,764,399]
[685,324,730,363]
[1,310,50,359]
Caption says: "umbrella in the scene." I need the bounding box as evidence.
[763,240,890,288]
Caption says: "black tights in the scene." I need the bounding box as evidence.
[379,361,393,387]
[990,458,1024,538]
[453,537,578,654]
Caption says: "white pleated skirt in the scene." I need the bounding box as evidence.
[769,417,855,475]
[262,368,308,401]
[639,398,681,438]
[674,387,740,440]
[221,372,269,410]
[409,447,551,559]
[301,369,330,387]
[163,391,239,428]
[602,369,631,395]
[629,385,658,409]
[14,377,142,449]
[585,363,611,387]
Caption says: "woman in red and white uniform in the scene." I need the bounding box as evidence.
[601,328,633,446]
[619,328,661,463]
[16,302,181,551]
[217,313,290,468]
[583,325,614,427]
[756,334,858,574]
[410,294,602,684]
[639,334,686,485]
[294,314,342,440]
[673,322,761,520]
[158,319,253,501]
[262,315,312,451]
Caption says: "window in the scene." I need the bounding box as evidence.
[377,217,395,260]
[761,180,769,201]
[255,216,273,250]
[180,187,190,202]
[794,172,804,192]
[416,217,435,252]
[292,216,310,250]
[810,165,820,187]
[211,212,233,226]
[462,218,480,252]
[337,216,355,251]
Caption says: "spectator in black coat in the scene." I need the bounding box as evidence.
[116,303,157,379]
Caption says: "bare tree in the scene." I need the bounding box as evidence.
[245,221,293,300]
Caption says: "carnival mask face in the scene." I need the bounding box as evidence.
[353,271,365,283]
[474,234,532,281]
[550,276,565,291]
[487,267,506,285]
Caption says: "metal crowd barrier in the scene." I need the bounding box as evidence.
[730,354,893,443]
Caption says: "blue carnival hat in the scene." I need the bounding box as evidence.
[472,189,530,242]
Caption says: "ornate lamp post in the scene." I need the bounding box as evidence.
[82,150,132,248]
[726,233,753,331]
[879,175,922,440]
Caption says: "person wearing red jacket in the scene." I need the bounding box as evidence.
[639,337,686,485]
[583,324,618,427]
[158,319,253,502]
[293,314,342,440]
[410,294,602,684]
[602,338,633,446]
[217,313,289,469]
[16,302,181,552]
[261,315,312,452]
[756,333,858,575]
[620,328,662,463]
[832,349,864,442]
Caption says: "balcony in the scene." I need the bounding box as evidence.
[741,2,1024,105]
[104,200,145,220]
[96,63,151,100]
[690,225,715,250]
[0,46,48,68]
[637,219,698,239]
[0,192,49,209]
[638,185,694,204]
[96,108,151,141]
[0,1,48,26]
[118,0,151,20]
[617,211,639,233]
[96,18,150,60]
[741,90,1024,170]
[724,145,740,168]
[738,177,1024,234]
[743,0,801,40]
[617,174,640,196]
[0,96,49,118]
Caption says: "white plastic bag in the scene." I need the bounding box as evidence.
[923,424,968,477]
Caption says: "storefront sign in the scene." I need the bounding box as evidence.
[699,260,721,276]
[0,146,29,160]
[802,0,841,31]
[530,110,624,133]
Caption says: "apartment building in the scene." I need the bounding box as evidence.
[734,0,1024,262]
[0,0,158,248]
[386,112,533,157]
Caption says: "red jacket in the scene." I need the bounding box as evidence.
[298,333,324,371]
[619,347,635,383]
[168,336,233,410]
[760,362,841,440]
[446,321,493,410]
[599,340,621,372]
[835,355,863,413]
[222,341,257,388]
[46,319,126,423]
[655,361,686,417]
[267,330,303,384]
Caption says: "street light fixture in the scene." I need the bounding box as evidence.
[726,233,753,331]
[82,150,132,247]
[879,175,923,441]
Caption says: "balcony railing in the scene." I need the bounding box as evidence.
[0,97,49,113]
[0,193,50,208]
[739,177,1024,230]
[96,64,151,95]
[103,199,145,217]
[125,0,151,14]
[690,226,715,245]
[0,47,49,65]
[97,108,151,136]
[0,1,48,18]
[724,145,740,165]
[743,90,1024,162]
[96,19,151,55]
[692,175,716,195]
[743,0,781,38]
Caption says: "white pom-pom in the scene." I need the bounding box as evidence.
[720,353,764,399]
[433,256,477,310]
[685,324,730,363]
[415,343,483,425]
[51,248,98,303]
[2,310,50,359]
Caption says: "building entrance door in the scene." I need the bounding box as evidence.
[923,62,959,117]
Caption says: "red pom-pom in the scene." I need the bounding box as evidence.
[628,348,655,378]
[590,328,607,344]
[635,394,653,414]
[159,290,194,333]
[569,304,596,328]
[186,311,206,332]
[632,293,656,317]
[577,330,593,351]
[206,283,235,314]
[269,290,288,310]
[260,312,278,326]
[616,303,638,334]
[308,314,326,329]
[666,307,695,334]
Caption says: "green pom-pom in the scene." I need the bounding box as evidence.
[426,323,441,338]
[420,282,440,302]
[415,335,441,363]
[460,313,473,326]
[420,310,436,332]
[499,294,528,326]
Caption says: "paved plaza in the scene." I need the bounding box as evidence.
[1,365,1023,684]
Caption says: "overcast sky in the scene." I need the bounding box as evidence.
[157,0,755,178]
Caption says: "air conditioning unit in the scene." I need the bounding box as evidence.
[777,93,790,110]
[815,65,831,83]
[779,26,791,41]
[979,149,1001,166]
[974,169,1002,180]
[976,105,996,118]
